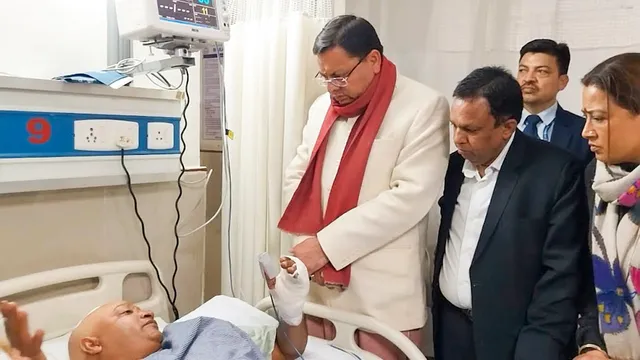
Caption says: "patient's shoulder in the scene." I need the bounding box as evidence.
[156,317,264,359]
[166,316,242,334]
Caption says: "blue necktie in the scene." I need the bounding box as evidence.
[523,115,542,139]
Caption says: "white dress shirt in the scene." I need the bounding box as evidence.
[517,102,558,141]
[439,134,515,309]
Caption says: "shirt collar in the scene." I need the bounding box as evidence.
[462,133,515,179]
[521,102,558,126]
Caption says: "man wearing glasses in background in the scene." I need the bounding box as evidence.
[278,14,450,359]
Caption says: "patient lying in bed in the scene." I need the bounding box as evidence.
[1,258,309,360]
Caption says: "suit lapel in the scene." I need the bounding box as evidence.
[435,154,465,279]
[550,105,572,150]
[471,132,526,265]
[443,155,465,225]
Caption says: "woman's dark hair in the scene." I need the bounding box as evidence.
[582,53,640,115]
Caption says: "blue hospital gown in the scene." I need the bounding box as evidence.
[145,317,266,360]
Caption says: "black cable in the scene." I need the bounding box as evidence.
[120,148,180,320]
[170,67,190,312]
[154,72,172,87]
[214,45,235,298]
[224,113,234,297]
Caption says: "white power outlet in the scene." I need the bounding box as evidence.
[147,122,175,150]
[74,119,139,151]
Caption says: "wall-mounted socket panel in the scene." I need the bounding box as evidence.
[73,119,140,151]
[0,74,186,194]
[147,122,175,150]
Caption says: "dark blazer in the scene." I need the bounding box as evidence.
[575,160,607,351]
[432,131,590,360]
[549,105,593,166]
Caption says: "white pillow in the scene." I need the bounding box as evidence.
[177,295,279,358]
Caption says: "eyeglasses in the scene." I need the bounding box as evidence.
[315,56,365,88]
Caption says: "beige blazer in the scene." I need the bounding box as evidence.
[282,73,450,331]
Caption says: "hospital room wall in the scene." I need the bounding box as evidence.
[0,0,215,316]
[0,179,208,317]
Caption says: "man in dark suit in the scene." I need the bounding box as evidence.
[517,39,593,165]
[519,39,605,359]
[432,66,589,360]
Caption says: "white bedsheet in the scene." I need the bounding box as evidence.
[298,337,362,360]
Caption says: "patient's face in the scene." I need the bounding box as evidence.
[316,46,380,105]
[74,301,162,360]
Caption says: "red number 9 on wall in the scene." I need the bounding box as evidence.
[26,117,51,144]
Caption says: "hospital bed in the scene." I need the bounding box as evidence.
[0,261,427,360]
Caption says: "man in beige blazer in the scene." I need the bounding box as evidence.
[278,15,450,359]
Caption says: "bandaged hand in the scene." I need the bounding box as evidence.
[267,256,309,326]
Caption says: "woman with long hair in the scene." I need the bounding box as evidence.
[576,53,640,360]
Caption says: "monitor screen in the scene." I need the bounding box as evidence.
[157,0,218,29]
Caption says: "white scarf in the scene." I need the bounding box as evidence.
[591,161,640,360]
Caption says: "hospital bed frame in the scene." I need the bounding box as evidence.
[0,261,427,360]
[256,298,427,360]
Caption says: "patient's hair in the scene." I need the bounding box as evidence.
[519,39,571,75]
[312,15,383,58]
[453,66,523,126]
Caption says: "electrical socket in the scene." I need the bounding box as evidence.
[74,119,139,151]
[147,122,175,150]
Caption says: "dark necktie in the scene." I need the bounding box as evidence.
[523,115,542,139]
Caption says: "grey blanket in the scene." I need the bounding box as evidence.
[145,317,266,360]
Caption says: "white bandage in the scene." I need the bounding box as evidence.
[268,256,309,326]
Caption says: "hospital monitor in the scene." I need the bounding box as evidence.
[115,0,230,52]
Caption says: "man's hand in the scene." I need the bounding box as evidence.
[290,236,329,277]
[0,301,46,360]
[573,349,609,360]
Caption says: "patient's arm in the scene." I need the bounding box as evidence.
[0,301,47,360]
[274,316,308,360]
[266,257,309,360]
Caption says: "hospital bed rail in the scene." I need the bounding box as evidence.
[256,297,428,360]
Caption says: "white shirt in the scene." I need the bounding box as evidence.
[439,134,515,309]
[517,102,558,141]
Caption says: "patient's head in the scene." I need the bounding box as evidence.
[68,301,162,360]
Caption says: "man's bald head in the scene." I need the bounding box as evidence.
[68,301,162,360]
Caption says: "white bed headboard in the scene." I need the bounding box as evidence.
[0,261,169,340]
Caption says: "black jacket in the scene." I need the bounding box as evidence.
[575,159,607,351]
[433,131,590,360]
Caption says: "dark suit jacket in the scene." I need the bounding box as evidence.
[548,105,593,166]
[575,160,607,351]
[432,131,590,360]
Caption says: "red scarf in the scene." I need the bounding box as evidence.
[278,57,397,289]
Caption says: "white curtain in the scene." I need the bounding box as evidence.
[221,0,334,305]
[347,0,640,117]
